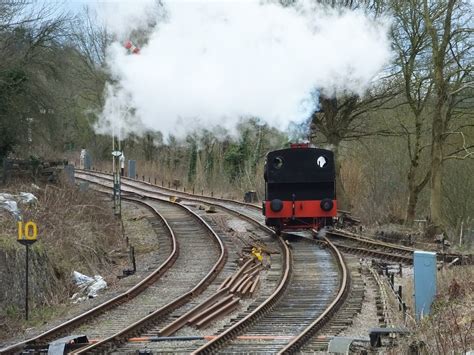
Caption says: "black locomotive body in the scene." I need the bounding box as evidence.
[263,143,337,232]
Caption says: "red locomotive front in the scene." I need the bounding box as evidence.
[263,144,337,233]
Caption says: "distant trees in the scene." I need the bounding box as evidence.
[141,131,162,161]
[0,3,111,162]
[118,120,287,198]
[310,88,396,209]
[0,2,69,160]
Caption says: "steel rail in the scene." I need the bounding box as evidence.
[77,169,262,212]
[0,198,178,355]
[329,242,413,264]
[68,179,228,354]
[192,227,291,355]
[329,229,414,253]
[278,235,350,354]
[77,169,472,265]
[75,171,470,354]
[329,229,471,264]
[77,172,293,355]
[75,174,268,247]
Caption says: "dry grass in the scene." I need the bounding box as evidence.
[1,181,123,276]
[394,266,473,354]
[0,180,125,336]
[32,184,123,275]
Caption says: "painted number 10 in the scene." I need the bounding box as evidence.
[18,221,38,242]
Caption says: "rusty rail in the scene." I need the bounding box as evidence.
[0,198,179,355]
[78,171,354,354]
[78,172,293,354]
[328,229,470,264]
[329,241,413,264]
[77,169,262,212]
[63,182,228,354]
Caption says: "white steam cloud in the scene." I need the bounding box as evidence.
[96,0,392,138]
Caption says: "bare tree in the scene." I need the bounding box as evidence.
[69,6,110,108]
[310,84,398,209]
[0,1,72,160]
[423,0,473,228]
[390,0,434,225]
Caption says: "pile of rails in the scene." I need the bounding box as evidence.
[218,258,262,297]
[188,257,263,329]
[161,257,264,335]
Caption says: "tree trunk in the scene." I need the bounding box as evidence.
[423,0,455,228]
[430,136,443,226]
[405,167,417,225]
[187,140,197,184]
[406,166,432,226]
[404,112,430,226]
[429,70,447,227]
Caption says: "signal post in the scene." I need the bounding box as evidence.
[112,150,122,217]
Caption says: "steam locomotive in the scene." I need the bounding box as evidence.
[263,143,337,232]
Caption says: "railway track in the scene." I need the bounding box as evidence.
[73,173,294,353]
[79,173,348,354]
[299,257,367,353]
[76,169,264,222]
[1,194,226,354]
[71,171,413,353]
[328,228,470,265]
[327,231,414,264]
[77,169,472,265]
[195,237,342,354]
[72,196,227,354]
[117,202,285,354]
[73,170,473,354]
[4,168,465,354]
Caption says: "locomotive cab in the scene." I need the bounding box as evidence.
[263,144,337,232]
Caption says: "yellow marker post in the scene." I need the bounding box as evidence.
[17,221,38,321]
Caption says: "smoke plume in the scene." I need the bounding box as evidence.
[96,0,392,138]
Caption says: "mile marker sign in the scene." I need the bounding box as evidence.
[17,221,38,246]
[17,220,37,320]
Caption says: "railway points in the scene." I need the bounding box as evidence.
[2,169,471,354]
